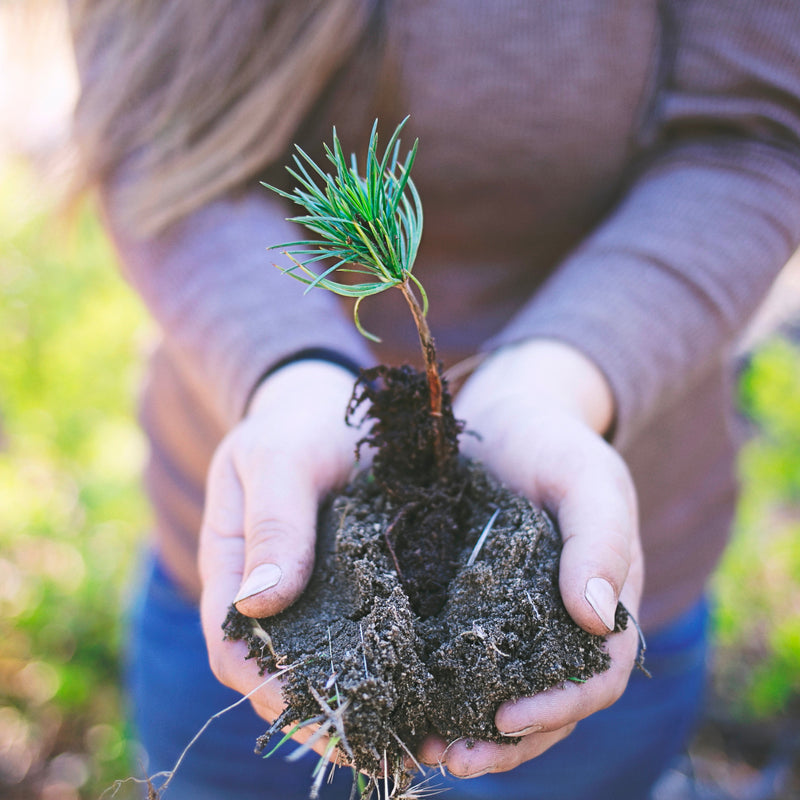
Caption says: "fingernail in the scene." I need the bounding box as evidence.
[463,768,491,779]
[234,563,282,605]
[500,723,544,737]
[585,576,617,631]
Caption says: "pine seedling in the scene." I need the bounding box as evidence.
[263,117,447,467]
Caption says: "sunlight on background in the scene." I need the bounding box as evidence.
[1,3,151,798]
[0,0,77,159]
[1,2,799,799]
[0,157,151,800]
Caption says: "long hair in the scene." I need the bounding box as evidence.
[69,0,372,236]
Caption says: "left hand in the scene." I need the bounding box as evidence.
[418,340,644,778]
[198,360,366,759]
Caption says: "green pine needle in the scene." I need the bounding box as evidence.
[263,117,424,342]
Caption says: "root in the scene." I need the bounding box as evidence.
[104,661,303,799]
[100,772,167,800]
[392,771,446,800]
[621,603,651,678]
[382,503,420,582]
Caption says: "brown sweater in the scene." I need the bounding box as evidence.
[101,1,800,632]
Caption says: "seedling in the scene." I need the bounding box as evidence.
[263,117,447,468]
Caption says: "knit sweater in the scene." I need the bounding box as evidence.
[100,1,800,631]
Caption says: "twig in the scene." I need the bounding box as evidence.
[359,623,370,679]
[328,626,342,706]
[389,728,423,774]
[467,508,500,566]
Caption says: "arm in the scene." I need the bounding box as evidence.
[489,1,800,451]
[429,1,800,777]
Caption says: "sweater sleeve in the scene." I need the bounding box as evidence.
[102,188,374,429]
[489,1,800,449]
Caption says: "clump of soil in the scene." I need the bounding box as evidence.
[223,366,627,789]
[347,365,466,617]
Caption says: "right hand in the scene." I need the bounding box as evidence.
[198,360,364,754]
[419,339,643,778]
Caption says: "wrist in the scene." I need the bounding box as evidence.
[244,348,365,417]
[468,339,615,437]
[247,359,360,420]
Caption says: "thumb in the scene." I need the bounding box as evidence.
[232,451,319,619]
[554,447,642,635]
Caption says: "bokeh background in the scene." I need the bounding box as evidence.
[1,2,799,798]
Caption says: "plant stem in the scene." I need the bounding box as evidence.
[400,280,446,469]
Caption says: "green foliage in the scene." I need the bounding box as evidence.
[738,338,800,502]
[0,160,150,798]
[264,118,425,341]
[711,336,800,718]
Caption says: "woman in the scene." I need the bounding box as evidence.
[69,1,800,798]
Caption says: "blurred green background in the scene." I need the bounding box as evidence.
[0,161,151,800]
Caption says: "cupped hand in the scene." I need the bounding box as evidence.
[421,340,644,778]
[198,360,364,754]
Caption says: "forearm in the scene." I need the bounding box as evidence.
[490,139,800,449]
[489,1,800,449]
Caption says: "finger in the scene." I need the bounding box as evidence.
[419,725,576,779]
[197,453,285,724]
[197,444,340,764]
[232,444,319,618]
[549,442,641,635]
[417,735,449,769]
[495,621,639,736]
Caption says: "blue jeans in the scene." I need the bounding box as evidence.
[127,556,709,800]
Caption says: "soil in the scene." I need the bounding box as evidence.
[223,365,628,794]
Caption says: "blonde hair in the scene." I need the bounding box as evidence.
[70,0,373,236]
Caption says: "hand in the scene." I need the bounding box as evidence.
[198,360,363,754]
[420,340,644,778]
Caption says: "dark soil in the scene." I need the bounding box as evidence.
[223,365,627,791]
[346,365,466,617]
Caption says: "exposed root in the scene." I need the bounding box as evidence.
[251,620,287,666]
[100,772,168,800]
[105,662,303,799]
[621,603,651,678]
[525,590,542,621]
[433,737,465,777]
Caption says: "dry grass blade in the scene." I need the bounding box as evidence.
[467,507,501,566]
